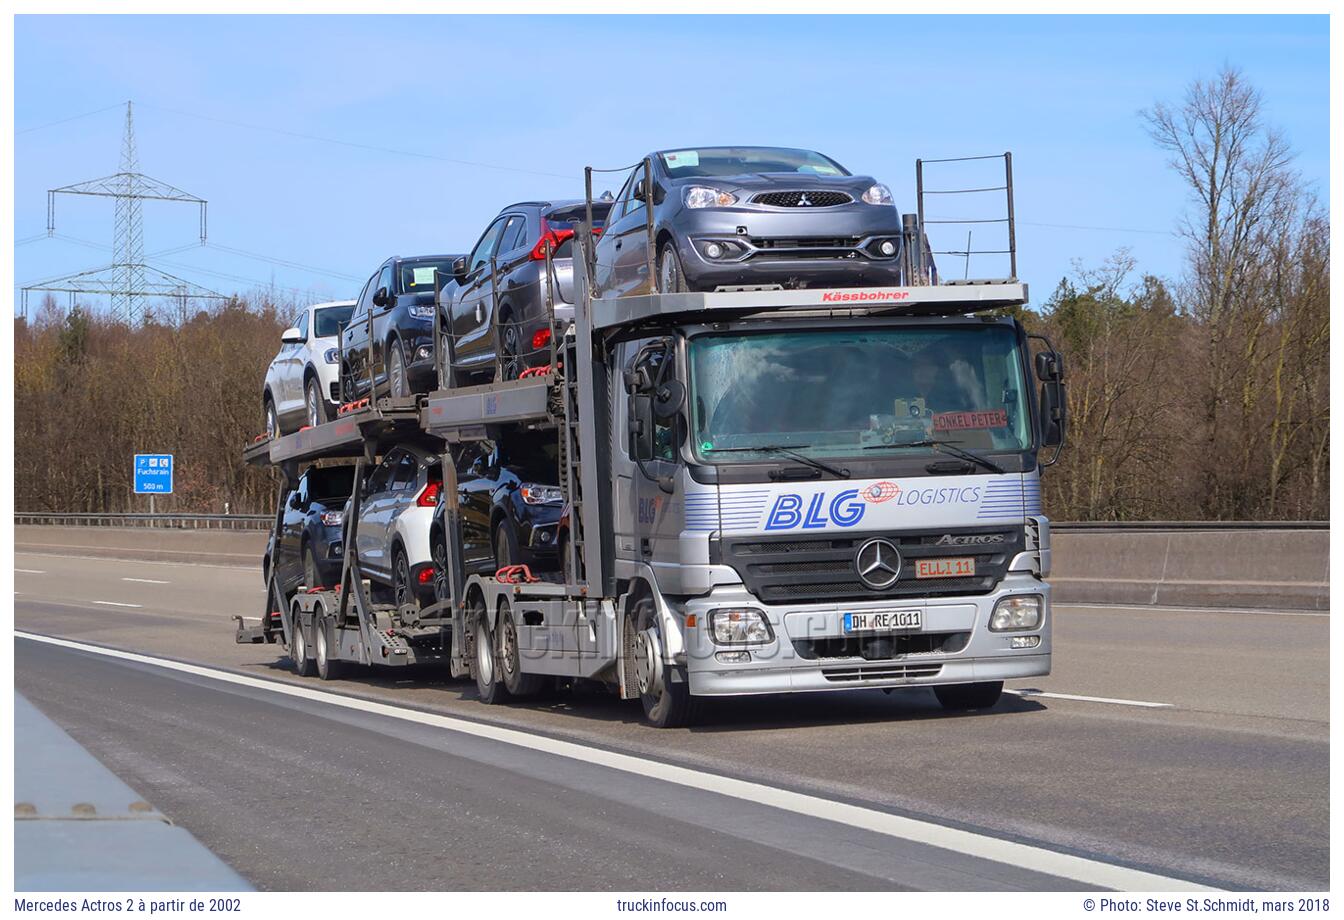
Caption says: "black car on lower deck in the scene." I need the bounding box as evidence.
[341,254,465,400]
[263,464,357,597]
[430,430,565,585]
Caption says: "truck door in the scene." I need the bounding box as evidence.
[627,340,684,579]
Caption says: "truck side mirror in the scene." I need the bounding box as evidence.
[652,380,685,420]
[1039,381,1067,449]
[1035,350,1064,382]
[629,394,656,461]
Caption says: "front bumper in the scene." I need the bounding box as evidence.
[679,573,1051,696]
[671,205,904,290]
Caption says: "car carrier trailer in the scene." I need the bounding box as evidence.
[237,155,1067,727]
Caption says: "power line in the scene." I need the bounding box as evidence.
[203,242,361,281]
[16,102,127,135]
[137,102,576,181]
[1019,220,1175,236]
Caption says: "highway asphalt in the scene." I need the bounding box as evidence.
[13,547,1329,891]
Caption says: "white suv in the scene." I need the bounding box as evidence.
[262,300,356,437]
[351,444,441,610]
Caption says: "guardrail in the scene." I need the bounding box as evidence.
[14,513,1327,533]
[15,512,272,531]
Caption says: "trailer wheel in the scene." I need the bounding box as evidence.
[629,595,698,728]
[315,619,343,681]
[471,594,510,704]
[934,681,1004,711]
[497,598,545,698]
[290,606,315,677]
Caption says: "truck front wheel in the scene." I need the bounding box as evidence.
[629,595,698,728]
[933,681,1004,711]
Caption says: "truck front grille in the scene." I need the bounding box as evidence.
[713,527,1023,604]
[793,631,970,660]
[822,663,943,683]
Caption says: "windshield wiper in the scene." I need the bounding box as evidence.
[708,445,851,479]
[862,439,1004,475]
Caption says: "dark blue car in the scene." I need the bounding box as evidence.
[264,464,356,597]
[430,431,564,594]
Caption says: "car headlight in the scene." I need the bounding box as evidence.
[990,595,1043,632]
[685,186,737,209]
[861,183,894,205]
[320,510,344,526]
[407,304,436,319]
[323,347,340,364]
[708,608,774,646]
[520,484,564,505]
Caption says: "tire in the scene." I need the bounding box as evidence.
[658,243,690,294]
[388,340,410,398]
[304,376,328,427]
[392,548,417,611]
[264,395,279,440]
[496,598,545,698]
[498,310,521,382]
[290,607,315,677]
[471,593,509,704]
[628,595,698,728]
[303,544,322,590]
[315,619,343,681]
[494,520,520,571]
[438,328,457,389]
[934,681,1004,711]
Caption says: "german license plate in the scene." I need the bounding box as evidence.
[843,610,921,633]
[916,557,975,579]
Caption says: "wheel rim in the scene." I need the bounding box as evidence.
[293,620,306,664]
[432,541,449,603]
[659,253,676,293]
[394,555,411,608]
[500,322,520,380]
[391,347,407,396]
[316,627,327,671]
[306,383,320,427]
[475,612,494,685]
[634,624,663,700]
[265,403,277,439]
[499,615,518,680]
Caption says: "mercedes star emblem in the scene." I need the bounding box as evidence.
[855,538,901,590]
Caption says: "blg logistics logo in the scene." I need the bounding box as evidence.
[763,482,984,531]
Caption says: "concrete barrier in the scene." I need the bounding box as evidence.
[14,524,1329,611]
[1050,528,1329,610]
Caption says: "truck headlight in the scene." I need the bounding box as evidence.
[323,347,340,364]
[990,595,1043,632]
[685,186,737,209]
[708,608,773,645]
[861,183,894,205]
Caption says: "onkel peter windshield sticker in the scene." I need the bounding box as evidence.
[663,150,700,169]
[411,266,438,287]
[932,409,1009,431]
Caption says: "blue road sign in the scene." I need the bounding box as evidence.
[134,454,174,494]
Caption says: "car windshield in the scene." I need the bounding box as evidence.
[688,326,1032,463]
[313,305,353,339]
[307,466,355,502]
[399,260,457,295]
[658,147,849,179]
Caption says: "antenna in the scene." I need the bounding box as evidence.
[26,101,224,321]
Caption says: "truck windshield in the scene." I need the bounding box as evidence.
[688,326,1033,464]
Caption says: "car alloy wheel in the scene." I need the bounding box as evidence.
[390,344,408,398]
[499,318,521,382]
[305,379,323,427]
[393,551,413,609]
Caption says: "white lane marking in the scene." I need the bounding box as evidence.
[122,577,171,585]
[91,601,143,608]
[15,630,1215,892]
[15,549,254,571]
[1008,689,1173,709]
[1058,603,1327,619]
[15,568,46,574]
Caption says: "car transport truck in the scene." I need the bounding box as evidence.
[238,153,1067,727]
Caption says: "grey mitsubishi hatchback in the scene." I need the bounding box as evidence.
[592,145,906,297]
[439,199,612,385]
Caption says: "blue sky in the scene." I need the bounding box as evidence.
[14,14,1330,314]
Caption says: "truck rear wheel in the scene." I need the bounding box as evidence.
[314,618,343,681]
[629,595,698,728]
[471,594,509,704]
[934,681,1004,711]
[290,605,314,677]
[497,598,545,698]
